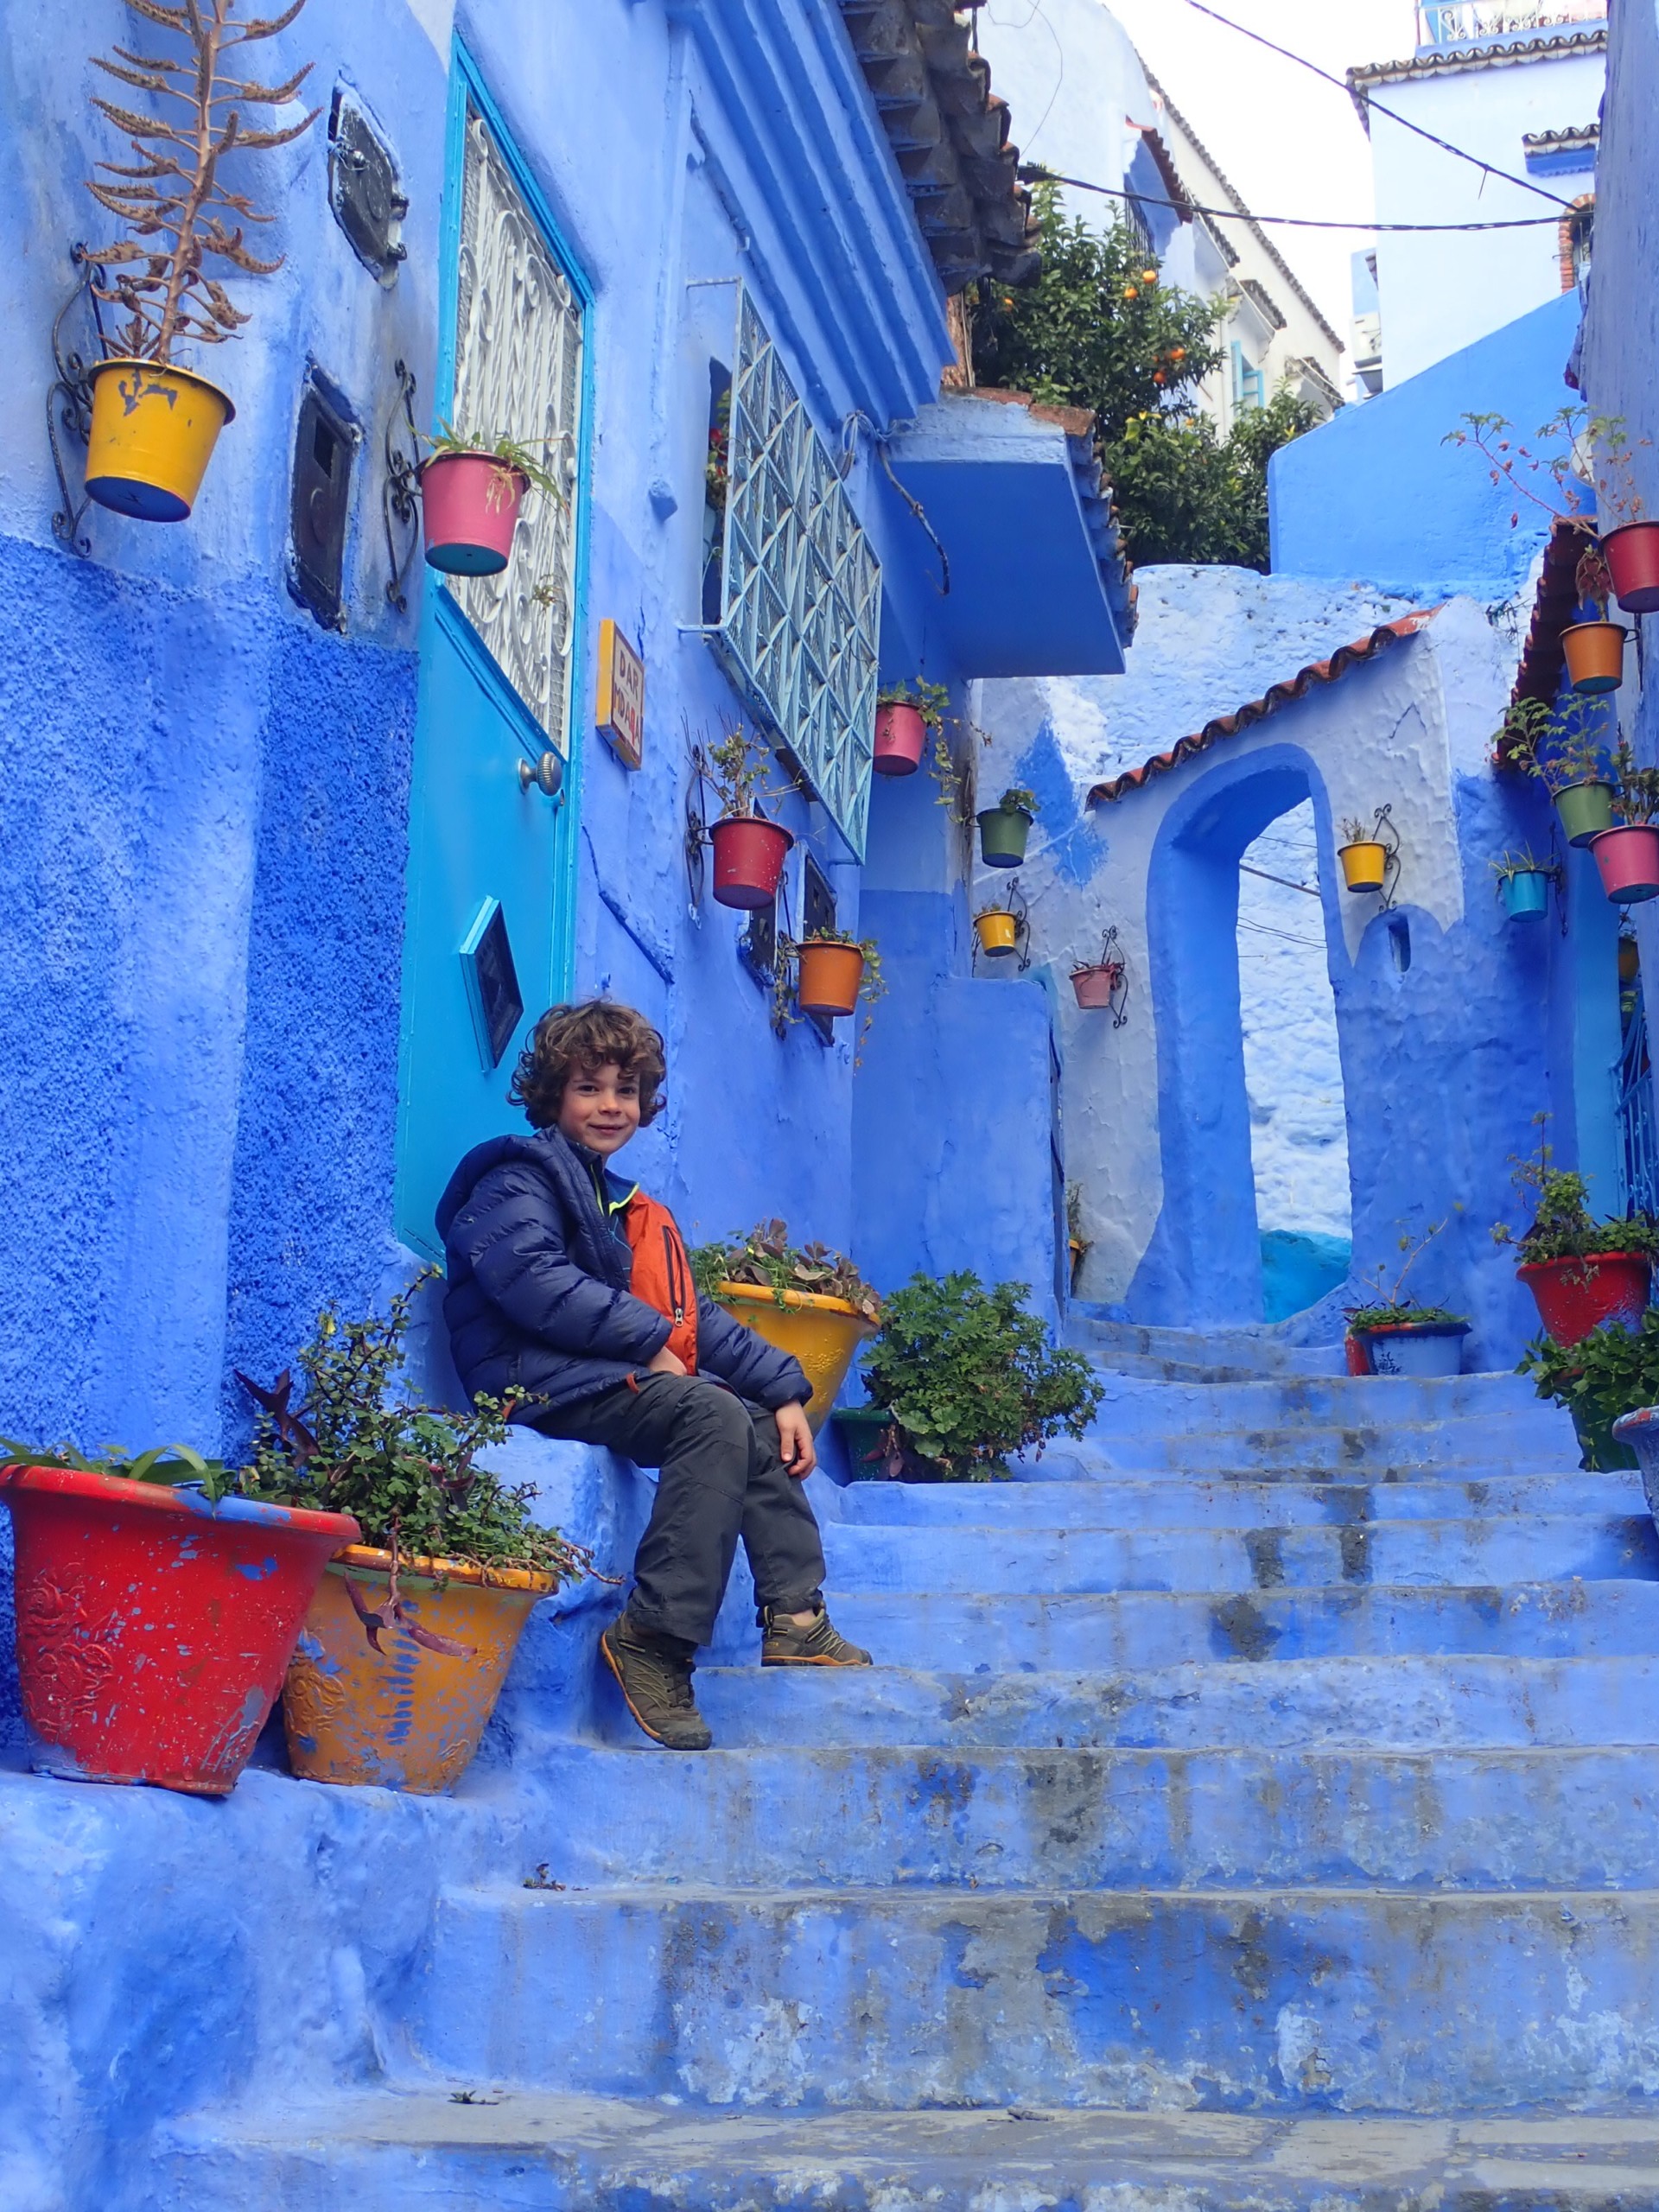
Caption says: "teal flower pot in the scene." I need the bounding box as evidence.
[977,805,1033,869]
[1500,869,1550,921]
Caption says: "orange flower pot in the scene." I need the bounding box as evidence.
[1561,620,1628,696]
[796,940,865,1016]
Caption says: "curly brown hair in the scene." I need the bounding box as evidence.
[510,1001,667,1129]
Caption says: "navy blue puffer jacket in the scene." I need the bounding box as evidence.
[435,1127,811,1418]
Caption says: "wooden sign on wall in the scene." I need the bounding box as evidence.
[595,618,645,769]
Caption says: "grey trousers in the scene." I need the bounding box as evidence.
[534,1372,826,1649]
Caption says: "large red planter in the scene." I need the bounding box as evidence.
[1603,522,1659,616]
[1518,1252,1652,1344]
[1,1465,359,1796]
[709,815,792,910]
[419,450,528,576]
[873,702,927,778]
[1590,823,1659,904]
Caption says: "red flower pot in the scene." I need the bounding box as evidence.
[419,450,528,576]
[1603,522,1659,615]
[873,703,928,778]
[1071,961,1124,1010]
[709,816,793,910]
[1,1465,359,1796]
[796,940,865,1015]
[1590,823,1659,904]
[1560,620,1628,696]
[1517,1252,1652,1344]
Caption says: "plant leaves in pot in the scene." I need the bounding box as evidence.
[701,723,794,909]
[1560,543,1628,695]
[1494,1136,1657,1344]
[689,1224,881,1437]
[1344,1217,1469,1376]
[1589,742,1659,905]
[419,427,561,576]
[1489,847,1554,923]
[874,679,949,778]
[241,1272,595,1794]
[977,786,1037,869]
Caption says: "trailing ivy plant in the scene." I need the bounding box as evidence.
[861,1271,1103,1480]
[877,677,951,730]
[237,1270,594,1582]
[688,1221,882,1324]
[1518,1313,1659,1470]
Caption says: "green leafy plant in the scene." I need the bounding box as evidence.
[84,0,321,365]
[237,1271,593,1581]
[1488,847,1556,889]
[861,1271,1103,1480]
[994,785,1039,820]
[779,926,887,1058]
[1492,1125,1659,1263]
[425,423,563,507]
[1501,692,1612,794]
[1447,407,1652,535]
[0,1436,235,1501]
[1344,1217,1466,1332]
[701,721,781,820]
[1518,1313,1659,1469]
[688,1221,881,1323]
[877,677,951,730]
[1612,739,1659,826]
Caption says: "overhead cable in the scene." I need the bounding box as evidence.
[1018,165,1563,232]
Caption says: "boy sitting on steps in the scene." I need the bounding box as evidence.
[435,999,871,1751]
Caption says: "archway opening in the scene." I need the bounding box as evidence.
[1236,798,1351,1319]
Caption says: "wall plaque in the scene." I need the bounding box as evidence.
[595,617,645,769]
[459,897,524,1071]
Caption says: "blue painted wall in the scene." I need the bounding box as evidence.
[1271,289,1584,601]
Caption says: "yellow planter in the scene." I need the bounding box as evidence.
[86,357,235,522]
[711,1283,879,1435]
[283,1546,555,1794]
[1337,840,1387,893]
[974,909,1019,957]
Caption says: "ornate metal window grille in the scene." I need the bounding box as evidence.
[1617,991,1659,1220]
[713,287,880,860]
[448,102,583,753]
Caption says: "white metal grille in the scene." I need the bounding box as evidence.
[448,104,583,753]
[716,288,880,859]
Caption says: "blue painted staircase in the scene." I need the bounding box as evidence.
[30,1349,1659,2204]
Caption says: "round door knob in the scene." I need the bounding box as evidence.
[518,750,563,799]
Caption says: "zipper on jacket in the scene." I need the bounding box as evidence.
[663,1224,686,1324]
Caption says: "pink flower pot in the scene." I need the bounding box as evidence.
[1590,823,1659,905]
[1604,522,1659,615]
[873,703,927,778]
[709,816,793,910]
[419,451,528,576]
[1071,962,1124,1010]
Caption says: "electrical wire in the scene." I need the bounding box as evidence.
[1019,163,1563,232]
[1240,860,1320,898]
[1179,0,1580,213]
[1237,916,1327,949]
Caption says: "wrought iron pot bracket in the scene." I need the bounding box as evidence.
[47,245,111,559]
[382,359,422,613]
[1365,803,1403,912]
[973,875,1032,975]
[1080,924,1131,1028]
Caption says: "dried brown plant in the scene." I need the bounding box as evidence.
[85,0,320,365]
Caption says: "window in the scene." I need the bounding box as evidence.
[705,286,880,860]
[1231,340,1265,414]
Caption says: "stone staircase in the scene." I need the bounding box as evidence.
[134,1352,1659,2204]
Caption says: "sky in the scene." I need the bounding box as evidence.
[982,0,1422,346]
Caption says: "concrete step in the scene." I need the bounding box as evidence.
[781,1581,1659,1669]
[1081,1370,1557,1431]
[416,1884,1659,2111]
[819,1515,1659,1597]
[1050,1427,1580,1480]
[833,1472,1645,1531]
[149,2093,1659,2211]
[518,1740,1659,1892]
[661,1655,1659,1753]
[1067,1307,1346,1372]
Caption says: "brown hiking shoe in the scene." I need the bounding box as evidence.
[760,1604,873,1667]
[601,1612,713,1750]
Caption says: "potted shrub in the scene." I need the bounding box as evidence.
[1590,742,1659,905]
[1493,1135,1656,1343]
[0,1440,357,1796]
[1504,696,1617,849]
[1522,1313,1659,1471]
[1489,847,1556,923]
[240,1274,594,1794]
[874,679,950,779]
[1336,817,1388,893]
[1344,1220,1469,1376]
[80,0,320,518]
[418,426,562,577]
[851,1271,1103,1480]
[977,785,1038,869]
[973,900,1020,958]
[1592,416,1659,614]
[1560,543,1629,695]
[689,1224,881,1437]
[702,723,793,909]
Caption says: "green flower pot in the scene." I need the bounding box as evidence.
[977,805,1033,869]
[1555,779,1617,848]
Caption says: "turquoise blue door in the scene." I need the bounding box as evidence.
[395,54,588,1259]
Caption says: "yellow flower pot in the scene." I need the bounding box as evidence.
[86,357,235,522]
[974,909,1019,957]
[1337,840,1387,893]
[711,1283,879,1435]
[282,1547,555,1794]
